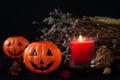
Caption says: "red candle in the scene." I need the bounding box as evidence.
[70,35,94,64]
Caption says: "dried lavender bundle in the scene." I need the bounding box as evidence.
[33,8,120,63]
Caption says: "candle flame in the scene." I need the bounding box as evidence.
[78,35,83,41]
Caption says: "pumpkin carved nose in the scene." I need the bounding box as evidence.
[40,60,44,64]
[13,49,16,52]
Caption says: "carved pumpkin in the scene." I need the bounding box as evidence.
[23,42,62,74]
[3,36,29,59]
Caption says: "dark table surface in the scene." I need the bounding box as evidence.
[0,46,120,80]
[1,67,120,80]
[0,59,120,80]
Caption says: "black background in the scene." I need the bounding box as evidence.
[0,0,120,51]
[0,0,120,44]
[0,0,120,41]
[0,0,120,80]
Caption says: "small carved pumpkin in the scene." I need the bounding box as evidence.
[3,36,29,59]
[23,42,62,74]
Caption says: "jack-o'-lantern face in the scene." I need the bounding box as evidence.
[23,42,62,74]
[3,36,29,58]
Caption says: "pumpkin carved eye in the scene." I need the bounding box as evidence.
[47,49,52,56]
[23,42,62,74]
[18,42,22,46]
[32,50,37,56]
[3,36,29,59]
[7,42,12,46]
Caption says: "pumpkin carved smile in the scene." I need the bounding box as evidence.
[31,61,54,71]
[8,50,24,56]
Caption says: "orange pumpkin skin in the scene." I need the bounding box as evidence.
[23,42,62,74]
[3,36,29,59]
